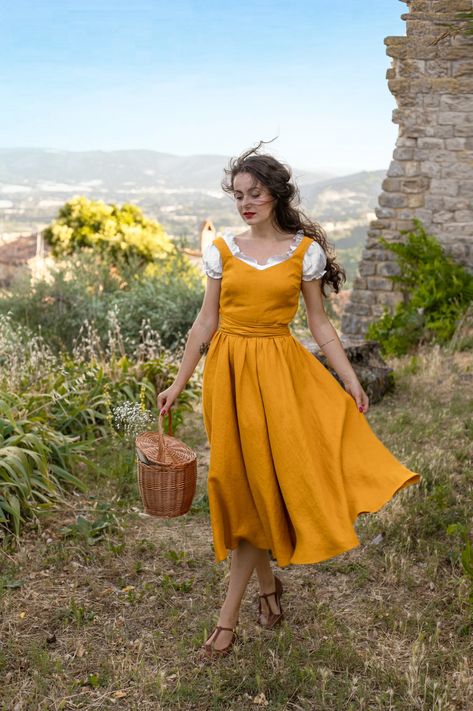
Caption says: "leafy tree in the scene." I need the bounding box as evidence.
[366,219,473,356]
[43,196,176,265]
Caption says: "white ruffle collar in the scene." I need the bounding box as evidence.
[223,229,304,267]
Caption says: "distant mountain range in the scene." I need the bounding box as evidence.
[0,147,335,191]
[0,148,387,282]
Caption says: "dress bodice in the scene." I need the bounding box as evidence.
[211,234,315,336]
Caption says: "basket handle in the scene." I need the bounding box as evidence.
[157,408,173,437]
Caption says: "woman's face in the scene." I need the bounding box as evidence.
[233,172,275,226]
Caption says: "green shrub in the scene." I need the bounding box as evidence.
[0,393,87,537]
[0,250,204,353]
[0,316,201,537]
[366,219,473,356]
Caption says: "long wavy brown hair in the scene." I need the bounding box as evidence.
[221,139,346,297]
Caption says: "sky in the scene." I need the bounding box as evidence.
[0,1,407,176]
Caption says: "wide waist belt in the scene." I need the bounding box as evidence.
[217,314,291,338]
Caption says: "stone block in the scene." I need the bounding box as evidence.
[425,194,446,209]
[386,46,408,59]
[430,179,459,196]
[407,193,425,208]
[423,93,441,107]
[353,276,367,290]
[425,60,450,78]
[381,177,402,192]
[431,126,455,139]
[396,136,417,147]
[370,219,390,230]
[414,148,455,162]
[347,301,373,317]
[440,95,473,112]
[389,77,433,94]
[439,111,472,125]
[410,0,430,10]
[367,276,395,291]
[405,161,421,177]
[430,0,472,10]
[444,196,471,209]
[375,207,396,219]
[362,249,386,261]
[340,313,370,337]
[351,289,377,306]
[387,160,405,177]
[377,261,402,277]
[459,181,473,196]
[417,137,445,149]
[420,161,442,178]
[379,193,408,208]
[395,219,418,231]
[401,176,430,192]
[358,261,377,277]
[445,137,467,150]
[384,36,406,47]
[442,163,473,180]
[413,208,433,222]
[452,60,473,78]
[402,126,427,139]
[441,47,473,60]
[393,147,415,161]
[456,126,473,137]
[380,291,404,308]
[432,210,455,223]
[430,77,466,93]
[442,222,473,236]
[455,210,473,222]
[406,46,438,61]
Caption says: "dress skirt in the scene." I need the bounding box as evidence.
[202,235,422,567]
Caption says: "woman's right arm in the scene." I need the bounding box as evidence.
[157,275,221,414]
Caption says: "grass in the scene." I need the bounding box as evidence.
[1,344,472,710]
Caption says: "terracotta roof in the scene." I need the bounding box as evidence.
[0,233,42,265]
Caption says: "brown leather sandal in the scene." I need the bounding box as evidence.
[257,574,284,628]
[198,624,238,661]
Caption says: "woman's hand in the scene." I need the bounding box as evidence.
[157,383,182,415]
[342,376,369,414]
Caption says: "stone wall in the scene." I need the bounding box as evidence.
[341,0,473,339]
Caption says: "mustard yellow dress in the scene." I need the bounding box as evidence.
[201,234,422,567]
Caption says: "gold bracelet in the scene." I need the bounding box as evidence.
[319,337,336,348]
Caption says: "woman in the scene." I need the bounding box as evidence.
[157,141,422,661]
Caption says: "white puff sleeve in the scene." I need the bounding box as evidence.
[202,242,223,279]
[302,240,327,281]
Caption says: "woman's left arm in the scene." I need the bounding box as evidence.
[301,279,369,413]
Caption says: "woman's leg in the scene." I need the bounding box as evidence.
[206,539,274,650]
[254,551,282,622]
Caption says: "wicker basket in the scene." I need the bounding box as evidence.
[135,409,197,518]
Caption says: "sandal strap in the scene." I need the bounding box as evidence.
[259,590,278,600]
[215,625,236,632]
[203,624,237,654]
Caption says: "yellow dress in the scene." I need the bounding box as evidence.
[202,234,422,567]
